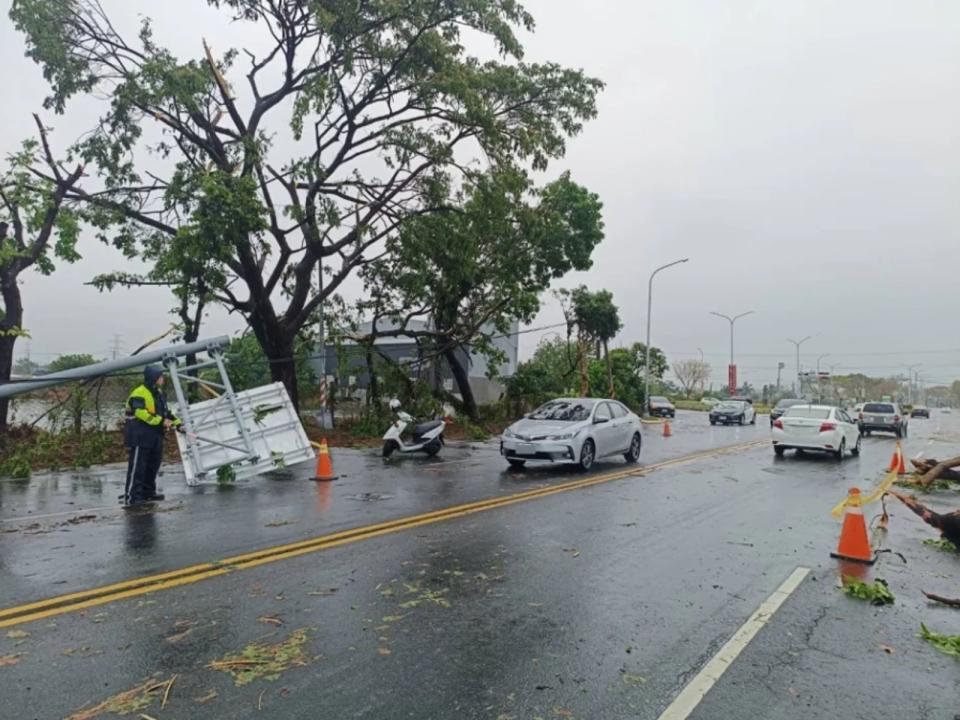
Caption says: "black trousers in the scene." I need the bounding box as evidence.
[125,438,163,504]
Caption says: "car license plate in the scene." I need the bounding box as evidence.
[518,443,535,455]
[872,416,884,423]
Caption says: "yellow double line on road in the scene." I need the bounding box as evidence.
[0,440,764,629]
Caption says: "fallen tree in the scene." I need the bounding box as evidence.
[886,489,960,547]
[911,456,960,486]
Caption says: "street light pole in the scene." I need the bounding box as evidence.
[709,310,754,396]
[786,336,812,397]
[644,258,689,414]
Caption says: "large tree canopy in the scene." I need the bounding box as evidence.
[0,120,83,427]
[358,168,603,418]
[12,0,603,407]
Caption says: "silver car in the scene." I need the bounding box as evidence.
[500,398,643,471]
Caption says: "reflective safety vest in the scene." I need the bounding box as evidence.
[125,384,180,447]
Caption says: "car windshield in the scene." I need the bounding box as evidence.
[650,396,669,403]
[863,403,895,413]
[528,400,596,422]
[783,407,831,419]
[716,402,743,411]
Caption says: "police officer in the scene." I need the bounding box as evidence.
[124,365,181,507]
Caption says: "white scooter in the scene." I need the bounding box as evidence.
[382,399,446,458]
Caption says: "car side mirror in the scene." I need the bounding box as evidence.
[594,416,609,424]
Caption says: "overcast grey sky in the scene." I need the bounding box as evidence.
[1,1,958,389]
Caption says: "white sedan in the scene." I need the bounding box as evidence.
[771,404,861,459]
[500,398,643,471]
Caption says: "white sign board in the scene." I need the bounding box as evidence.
[174,382,315,485]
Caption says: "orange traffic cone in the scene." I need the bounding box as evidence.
[895,444,907,475]
[663,420,672,437]
[313,439,338,481]
[830,487,876,564]
[886,445,900,472]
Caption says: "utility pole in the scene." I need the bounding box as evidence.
[710,310,754,396]
[643,258,689,414]
[776,361,784,391]
[905,364,922,405]
[787,336,812,397]
[317,258,332,429]
[110,334,123,361]
[816,353,830,403]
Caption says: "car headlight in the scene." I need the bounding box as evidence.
[550,432,574,441]
[503,427,516,438]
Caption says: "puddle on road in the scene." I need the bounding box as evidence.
[347,493,394,502]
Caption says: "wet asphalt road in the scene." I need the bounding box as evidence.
[1,410,959,719]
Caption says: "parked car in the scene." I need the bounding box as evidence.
[911,407,930,419]
[858,402,908,438]
[770,398,805,427]
[700,397,721,408]
[709,400,756,426]
[500,398,643,471]
[648,395,676,418]
[771,404,861,459]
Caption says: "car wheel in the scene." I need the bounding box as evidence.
[624,432,642,463]
[834,439,846,461]
[750,414,756,425]
[774,445,785,457]
[895,427,902,439]
[851,435,862,456]
[710,420,716,426]
[507,459,526,469]
[738,415,745,426]
[578,439,595,472]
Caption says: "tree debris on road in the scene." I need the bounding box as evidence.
[911,456,960,487]
[842,577,895,605]
[208,628,311,686]
[919,624,960,658]
[885,490,960,547]
[922,591,960,609]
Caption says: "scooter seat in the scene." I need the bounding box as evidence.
[413,419,444,438]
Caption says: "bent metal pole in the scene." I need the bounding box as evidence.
[0,335,231,399]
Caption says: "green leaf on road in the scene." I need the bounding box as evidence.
[919,623,960,658]
[842,577,895,605]
[207,628,311,686]
[922,537,959,552]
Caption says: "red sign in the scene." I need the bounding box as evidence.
[728,364,737,396]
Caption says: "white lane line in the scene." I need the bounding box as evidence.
[657,566,811,720]
[0,506,115,524]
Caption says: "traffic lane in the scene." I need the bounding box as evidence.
[0,437,913,720]
[0,409,758,522]
[686,515,960,719]
[0,414,767,609]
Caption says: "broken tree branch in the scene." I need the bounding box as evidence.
[923,591,960,608]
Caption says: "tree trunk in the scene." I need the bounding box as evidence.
[604,339,615,398]
[249,316,299,410]
[0,334,16,429]
[577,332,589,397]
[444,344,478,421]
[0,272,24,429]
[366,344,380,407]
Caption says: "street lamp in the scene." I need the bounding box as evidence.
[709,310,754,396]
[787,336,813,397]
[644,258,689,414]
